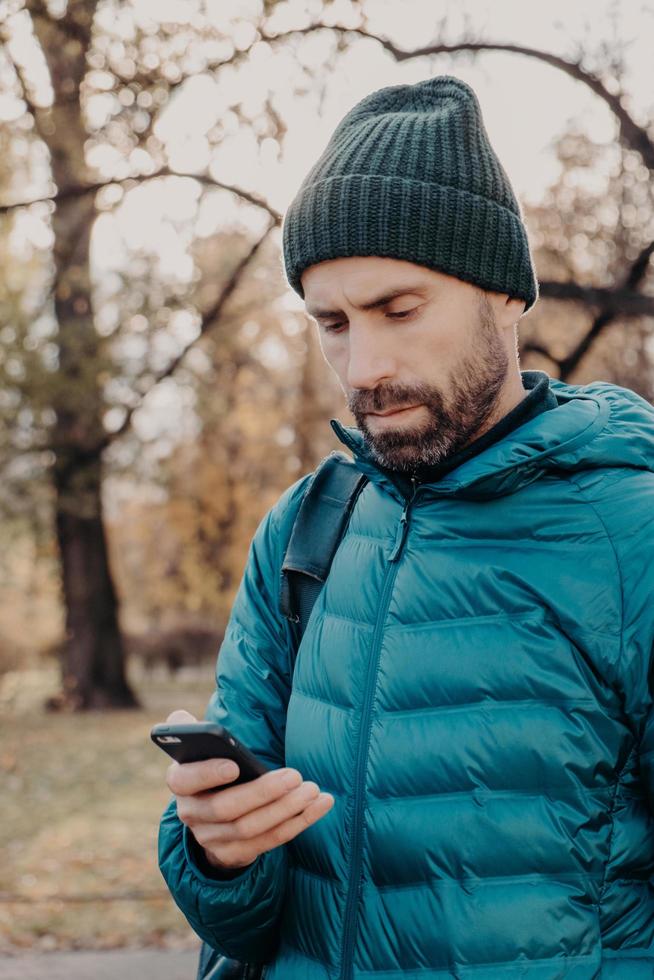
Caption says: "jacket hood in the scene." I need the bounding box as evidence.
[330,373,654,502]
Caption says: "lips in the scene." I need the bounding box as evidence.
[368,405,420,417]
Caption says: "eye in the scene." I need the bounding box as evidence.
[319,307,418,334]
[386,309,416,320]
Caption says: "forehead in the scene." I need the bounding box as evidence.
[303,261,435,318]
[306,284,431,318]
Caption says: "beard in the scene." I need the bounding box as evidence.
[346,294,510,473]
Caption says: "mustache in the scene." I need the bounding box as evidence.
[348,382,439,415]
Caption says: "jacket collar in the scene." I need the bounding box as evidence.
[330,377,611,502]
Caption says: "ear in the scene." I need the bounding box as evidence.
[498,295,526,327]
[507,295,527,320]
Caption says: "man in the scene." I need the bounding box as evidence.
[158,75,654,978]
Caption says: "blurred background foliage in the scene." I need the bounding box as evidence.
[0,0,653,710]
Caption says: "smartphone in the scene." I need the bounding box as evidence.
[150,721,271,787]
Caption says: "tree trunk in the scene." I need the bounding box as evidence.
[54,455,137,710]
[32,3,138,709]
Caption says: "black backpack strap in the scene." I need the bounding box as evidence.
[196,944,264,979]
[280,451,368,659]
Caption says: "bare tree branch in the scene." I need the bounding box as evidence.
[538,273,654,318]
[53,218,277,481]
[520,340,555,363]
[557,240,654,379]
[259,24,654,171]
[524,240,654,377]
[0,167,282,221]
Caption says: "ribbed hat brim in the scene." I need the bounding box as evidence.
[282,173,538,311]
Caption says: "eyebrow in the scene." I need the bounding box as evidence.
[306,285,429,319]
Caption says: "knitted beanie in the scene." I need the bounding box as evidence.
[281,75,539,313]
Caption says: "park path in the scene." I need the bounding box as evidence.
[0,947,200,979]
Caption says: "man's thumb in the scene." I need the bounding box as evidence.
[165,709,198,724]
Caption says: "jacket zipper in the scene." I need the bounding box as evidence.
[339,476,421,979]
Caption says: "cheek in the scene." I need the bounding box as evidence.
[421,331,459,374]
[320,337,347,376]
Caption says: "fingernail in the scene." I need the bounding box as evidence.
[281,769,302,788]
[219,762,238,778]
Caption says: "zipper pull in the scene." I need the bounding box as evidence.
[388,476,419,563]
[388,503,409,562]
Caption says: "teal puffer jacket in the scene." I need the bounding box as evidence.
[159,376,654,979]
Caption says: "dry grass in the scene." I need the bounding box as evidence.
[0,664,214,953]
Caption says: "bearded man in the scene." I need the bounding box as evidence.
[158,75,654,979]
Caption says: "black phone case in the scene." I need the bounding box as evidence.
[150,722,270,786]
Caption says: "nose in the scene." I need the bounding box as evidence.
[346,322,396,390]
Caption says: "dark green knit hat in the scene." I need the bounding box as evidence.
[282,75,539,313]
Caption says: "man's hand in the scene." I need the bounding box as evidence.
[164,710,335,871]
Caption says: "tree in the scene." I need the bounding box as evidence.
[0,1,280,707]
[1,0,652,708]
[523,123,654,395]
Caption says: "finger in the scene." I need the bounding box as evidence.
[199,792,335,864]
[259,792,335,849]
[187,780,321,838]
[165,709,198,724]
[206,767,304,823]
[232,781,321,840]
[166,756,241,796]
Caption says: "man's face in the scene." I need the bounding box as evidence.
[301,256,516,473]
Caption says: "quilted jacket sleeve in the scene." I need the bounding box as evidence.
[158,473,312,964]
[614,469,654,813]
[639,694,654,814]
